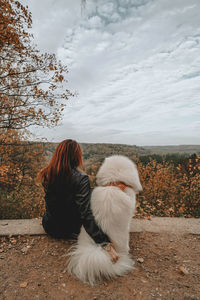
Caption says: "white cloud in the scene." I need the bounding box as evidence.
[88,16,102,28]
[97,2,115,18]
[21,0,81,52]
[22,0,200,145]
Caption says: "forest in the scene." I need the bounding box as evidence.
[1,142,200,219]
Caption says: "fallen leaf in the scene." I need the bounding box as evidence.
[20,281,28,288]
[11,239,17,244]
[21,247,28,254]
[137,258,144,263]
[179,266,189,275]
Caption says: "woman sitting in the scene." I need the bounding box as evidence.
[38,139,118,262]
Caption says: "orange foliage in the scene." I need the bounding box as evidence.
[85,155,200,218]
[136,155,200,218]
[1,150,200,219]
[0,0,73,219]
[0,141,46,219]
[0,0,73,134]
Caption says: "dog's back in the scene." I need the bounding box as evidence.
[67,186,135,285]
[91,186,136,253]
[67,155,142,285]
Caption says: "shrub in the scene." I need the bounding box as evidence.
[1,153,199,219]
[136,154,200,217]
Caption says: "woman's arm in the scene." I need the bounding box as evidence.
[75,174,119,263]
[75,174,111,245]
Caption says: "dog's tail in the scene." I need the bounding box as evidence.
[67,243,134,285]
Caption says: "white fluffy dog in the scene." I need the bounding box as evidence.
[67,155,142,285]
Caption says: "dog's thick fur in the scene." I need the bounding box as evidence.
[67,155,142,285]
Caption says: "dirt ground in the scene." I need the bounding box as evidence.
[0,232,199,300]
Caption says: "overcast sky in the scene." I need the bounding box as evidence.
[21,0,200,146]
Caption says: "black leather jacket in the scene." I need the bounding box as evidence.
[42,168,110,245]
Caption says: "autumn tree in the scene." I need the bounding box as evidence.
[0,0,72,218]
[0,0,72,135]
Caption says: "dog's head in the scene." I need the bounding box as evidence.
[96,155,142,193]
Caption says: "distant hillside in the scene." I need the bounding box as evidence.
[43,142,200,168]
[143,145,200,155]
[44,142,150,167]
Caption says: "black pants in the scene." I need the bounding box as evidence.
[42,213,80,240]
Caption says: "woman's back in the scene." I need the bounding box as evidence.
[40,139,110,245]
[43,168,86,238]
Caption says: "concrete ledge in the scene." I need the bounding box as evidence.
[0,219,45,236]
[0,217,199,236]
[130,217,200,235]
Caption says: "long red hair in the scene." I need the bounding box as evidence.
[38,139,83,186]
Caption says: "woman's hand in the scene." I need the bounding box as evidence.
[103,243,119,264]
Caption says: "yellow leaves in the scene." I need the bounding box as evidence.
[134,156,200,217]
[2,142,200,219]
[156,200,163,207]
[49,64,54,71]
[58,75,64,82]
[0,0,72,131]
[0,141,46,219]
[179,205,185,213]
